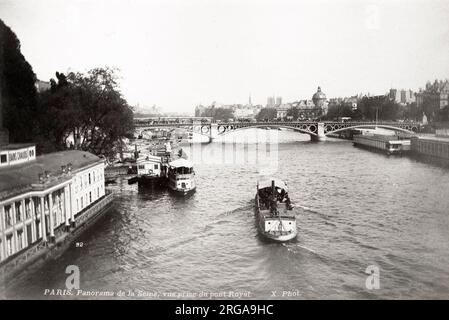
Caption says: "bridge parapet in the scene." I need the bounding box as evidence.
[133,119,422,140]
[322,121,421,135]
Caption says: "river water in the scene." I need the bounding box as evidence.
[4,129,449,299]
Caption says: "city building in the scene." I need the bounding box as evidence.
[289,100,317,120]
[34,79,51,93]
[267,96,275,108]
[266,96,282,108]
[0,94,112,275]
[389,88,416,105]
[416,80,449,121]
[311,86,328,117]
[0,148,107,264]
[275,103,291,119]
[275,97,282,107]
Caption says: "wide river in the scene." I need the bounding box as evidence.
[5,129,449,299]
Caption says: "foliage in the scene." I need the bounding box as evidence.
[0,19,38,142]
[197,106,234,121]
[255,107,277,121]
[325,103,355,120]
[36,67,134,157]
[356,96,401,121]
[286,107,299,120]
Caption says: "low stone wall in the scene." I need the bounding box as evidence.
[411,137,449,160]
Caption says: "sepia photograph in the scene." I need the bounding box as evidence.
[0,0,449,309]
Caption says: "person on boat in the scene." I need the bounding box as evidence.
[276,187,293,210]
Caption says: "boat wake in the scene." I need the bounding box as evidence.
[218,202,254,217]
[292,244,317,255]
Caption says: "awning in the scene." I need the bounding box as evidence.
[257,178,288,191]
[168,158,193,168]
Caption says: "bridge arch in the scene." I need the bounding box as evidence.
[216,124,318,136]
[137,125,212,139]
[325,124,418,136]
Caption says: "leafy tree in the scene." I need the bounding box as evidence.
[356,96,401,121]
[325,103,354,120]
[0,19,38,143]
[286,107,300,120]
[36,67,134,158]
[256,107,277,121]
[196,106,234,121]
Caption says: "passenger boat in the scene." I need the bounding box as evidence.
[167,158,196,195]
[135,154,166,188]
[255,179,297,242]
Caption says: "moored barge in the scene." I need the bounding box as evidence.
[135,154,166,188]
[353,133,411,155]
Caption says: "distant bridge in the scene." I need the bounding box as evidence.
[133,118,422,142]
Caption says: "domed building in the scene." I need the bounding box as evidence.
[312,86,326,108]
[312,86,327,116]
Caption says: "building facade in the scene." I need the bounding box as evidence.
[416,80,449,120]
[0,148,106,264]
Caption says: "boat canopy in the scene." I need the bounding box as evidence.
[137,154,161,163]
[257,179,288,191]
[169,158,193,168]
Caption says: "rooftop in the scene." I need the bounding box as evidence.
[0,143,35,151]
[0,150,102,201]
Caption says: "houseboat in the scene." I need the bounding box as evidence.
[135,154,166,188]
[167,158,196,195]
[353,132,411,155]
[255,179,297,242]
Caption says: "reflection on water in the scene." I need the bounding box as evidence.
[5,129,449,299]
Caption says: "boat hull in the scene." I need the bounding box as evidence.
[137,175,166,188]
[259,229,298,242]
[254,194,297,242]
[169,186,196,195]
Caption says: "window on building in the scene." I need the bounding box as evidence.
[0,154,7,163]
[89,173,91,185]
[6,234,13,256]
[89,192,92,203]
[154,164,159,169]
[15,202,22,223]
[5,205,12,227]
[35,219,41,239]
[27,224,33,245]
[17,229,24,251]
[25,199,31,219]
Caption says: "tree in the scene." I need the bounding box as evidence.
[325,103,354,120]
[196,105,234,121]
[356,96,401,121]
[0,19,38,143]
[256,108,277,121]
[36,67,134,158]
[286,107,300,120]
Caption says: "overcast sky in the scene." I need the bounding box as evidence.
[1,0,448,113]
